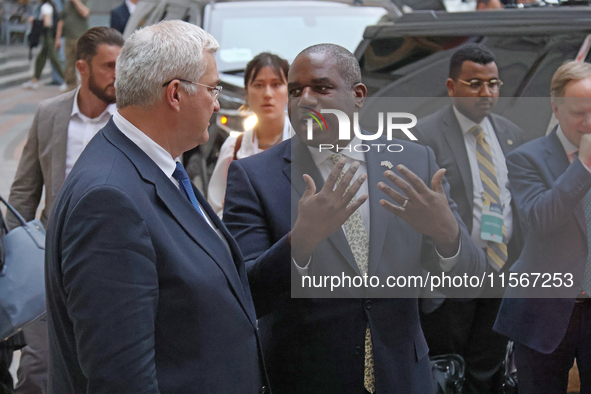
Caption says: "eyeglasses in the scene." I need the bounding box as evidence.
[162,78,223,100]
[458,78,503,92]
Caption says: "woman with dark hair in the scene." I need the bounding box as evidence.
[208,52,291,217]
[22,0,66,91]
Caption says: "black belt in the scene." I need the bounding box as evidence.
[576,293,591,303]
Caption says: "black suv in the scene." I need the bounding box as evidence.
[355,7,591,141]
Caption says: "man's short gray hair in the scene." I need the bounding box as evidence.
[115,20,219,108]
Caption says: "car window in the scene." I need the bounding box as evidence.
[359,30,588,142]
[361,33,585,98]
[361,36,470,74]
[208,3,387,72]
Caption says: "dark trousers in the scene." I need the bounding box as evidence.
[15,317,49,394]
[34,31,64,81]
[515,301,591,394]
[421,297,508,394]
[0,344,14,394]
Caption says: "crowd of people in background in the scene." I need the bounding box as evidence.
[20,0,135,92]
[1,2,591,394]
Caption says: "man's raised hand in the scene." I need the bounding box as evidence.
[378,165,459,257]
[290,157,368,262]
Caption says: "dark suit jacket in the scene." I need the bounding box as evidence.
[45,120,267,393]
[494,129,591,354]
[110,2,130,34]
[413,105,526,267]
[222,135,486,394]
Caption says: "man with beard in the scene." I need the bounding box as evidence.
[413,43,525,394]
[6,26,123,394]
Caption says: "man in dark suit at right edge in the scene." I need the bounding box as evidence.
[413,44,525,393]
[495,61,591,394]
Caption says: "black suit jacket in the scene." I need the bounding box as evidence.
[110,2,130,34]
[413,105,526,267]
[45,120,267,393]
[222,135,486,394]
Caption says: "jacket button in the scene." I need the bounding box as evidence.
[260,385,267,393]
[365,299,372,309]
[355,346,363,355]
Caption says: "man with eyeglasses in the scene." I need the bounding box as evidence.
[44,20,267,393]
[495,61,591,394]
[413,43,525,394]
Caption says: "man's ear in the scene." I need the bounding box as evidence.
[353,83,367,109]
[446,78,455,97]
[76,59,88,78]
[164,80,182,112]
[551,100,560,118]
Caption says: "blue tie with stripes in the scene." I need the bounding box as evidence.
[172,162,206,220]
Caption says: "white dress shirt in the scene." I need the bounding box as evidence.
[65,88,116,178]
[453,106,514,249]
[112,111,221,234]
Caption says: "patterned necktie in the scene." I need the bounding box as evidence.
[172,161,206,220]
[328,153,375,393]
[470,125,508,271]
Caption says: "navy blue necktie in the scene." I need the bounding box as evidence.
[172,162,206,220]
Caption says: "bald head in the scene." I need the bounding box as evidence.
[297,44,361,89]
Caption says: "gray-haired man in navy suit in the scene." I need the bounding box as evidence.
[45,20,267,393]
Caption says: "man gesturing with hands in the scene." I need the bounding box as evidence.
[223,43,485,394]
[379,165,461,258]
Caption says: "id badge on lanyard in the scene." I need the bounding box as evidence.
[481,200,503,243]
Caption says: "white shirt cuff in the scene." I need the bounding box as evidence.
[580,158,591,174]
[292,256,311,275]
[437,238,461,272]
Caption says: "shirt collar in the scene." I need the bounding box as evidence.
[556,125,578,159]
[126,0,137,14]
[453,105,489,136]
[70,87,82,117]
[71,87,117,121]
[307,135,366,167]
[112,110,178,180]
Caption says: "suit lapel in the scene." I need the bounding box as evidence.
[545,130,570,181]
[123,2,131,18]
[286,136,324,197]
[188,184,257,325]
[489,115,513,157]
[51,91,76,197]
[366,144,394,276]
[102,122,256,326]
[287,137,359,274]
[442,106,474,212]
